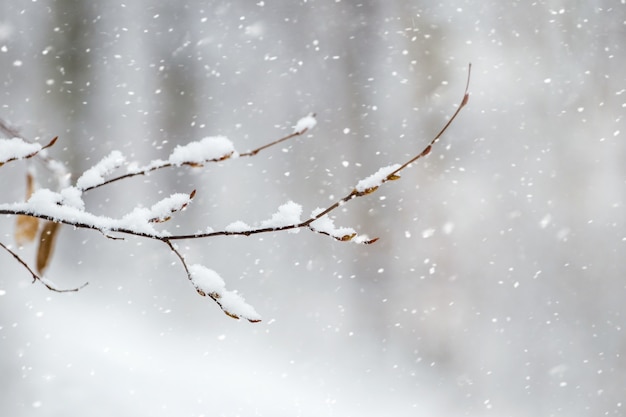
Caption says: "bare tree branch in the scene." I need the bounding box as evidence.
[0,65,471,321]
[0,65,471,247]
[81,117,316,192]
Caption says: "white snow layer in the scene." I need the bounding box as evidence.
[146,192,192,222]
[0,138,42,163]
[76,150,125,190]
[260,201,302,231]
[225,221,252,233]
[59,186,85,210]
[189,264,225,292]
[0,187,196,237]
[293,113,317,134]
[189,264,261,321]
[355,164,401,192]
[309,208,356,239]
[168,136,235,166]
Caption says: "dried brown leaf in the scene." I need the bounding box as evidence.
[36,221,61,274]
[15,172,39,245]
[25,171,35,198]
[15,215,39,245]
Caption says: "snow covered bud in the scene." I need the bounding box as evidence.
[0,136,57,166]
[168,136,236,167]
[188,264,262,322]
[308,208,377,244]
[76,150,126,190]
[260,201,303,232]
[292,113,317,135]
[148,190,196,223]
[354,164,401,196]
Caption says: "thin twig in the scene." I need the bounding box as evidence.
[0,120,61,168]
[0,240,88,292]
[0,136,58,166]
[238,128,310,157]
[163,239,191,279]
[388,63,472,178]
[82,124,314,192]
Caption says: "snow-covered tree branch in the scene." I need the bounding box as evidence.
[0,65,471,322]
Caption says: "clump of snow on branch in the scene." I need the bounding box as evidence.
[352,234,376,244]
[225,221,252,233]
[146,192,194,223]
[76,150,125,190]
[168,136,235,166]
[292,113,317,134]
[0,138,42,164]
[0,187,194,237]
[308,208,374,243]
[117,192,194,233]
[355,164,401,193]
[260,201,302,231]
[309,208,356,240]
[6,187,110,230]
[189,264,261,322]
[59,186,85,210]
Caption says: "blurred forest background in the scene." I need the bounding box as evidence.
[1,1,624,416]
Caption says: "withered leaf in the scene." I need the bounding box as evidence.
[15,215,39,246]
[36,221,61,274]
[15,172,39,245]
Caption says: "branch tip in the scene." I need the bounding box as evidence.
[43,136,59,150]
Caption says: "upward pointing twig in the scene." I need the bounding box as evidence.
[165,63,472,242]
[389,63,471,177]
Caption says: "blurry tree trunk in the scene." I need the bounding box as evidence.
[45,0,96,173]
